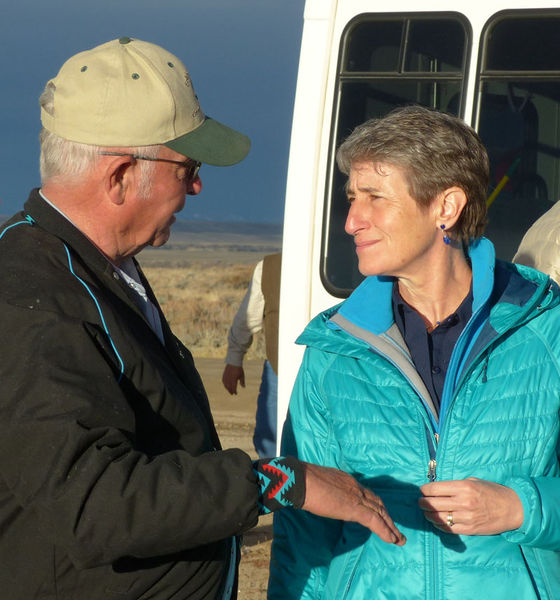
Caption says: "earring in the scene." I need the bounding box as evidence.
[440,224,451,245]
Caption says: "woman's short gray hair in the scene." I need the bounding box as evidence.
[39,84,159,197]
[336,105,489,242]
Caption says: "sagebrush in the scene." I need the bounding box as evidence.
[143,263,266,360]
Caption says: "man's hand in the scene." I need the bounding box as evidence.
[302,462,406,546]
[222,364,245,395]
[419,477,524,535]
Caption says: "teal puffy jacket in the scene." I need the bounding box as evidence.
[269,239,560,599]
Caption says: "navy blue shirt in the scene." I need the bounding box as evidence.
[392,282,473,414]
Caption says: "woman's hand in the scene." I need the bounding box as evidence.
[419,477,524,535]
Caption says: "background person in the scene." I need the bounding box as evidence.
[513,200,560,284]
[268,105,560,600]
[0,38,405,600]
[222,252,281,457]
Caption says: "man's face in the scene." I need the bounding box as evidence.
[344,160,439,279]
[127,146,202,251]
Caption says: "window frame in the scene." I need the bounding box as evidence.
[473,8,560,129]
[472,8,560,259]
[320,11,473,298]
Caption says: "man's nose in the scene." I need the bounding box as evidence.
[187,176,202,195]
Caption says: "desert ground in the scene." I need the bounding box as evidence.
[138,221,282,599]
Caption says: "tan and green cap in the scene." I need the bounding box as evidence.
[40,37,250,166]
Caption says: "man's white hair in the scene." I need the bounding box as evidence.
[39,84,159,198]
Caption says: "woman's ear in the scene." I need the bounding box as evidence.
[436,187,467,230]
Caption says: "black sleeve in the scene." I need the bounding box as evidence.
[0,302,260,569]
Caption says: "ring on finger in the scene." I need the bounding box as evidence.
[447,511,454,527]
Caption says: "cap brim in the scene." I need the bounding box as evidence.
[164,117,251,166]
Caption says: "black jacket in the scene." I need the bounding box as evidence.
[0,190,259,599]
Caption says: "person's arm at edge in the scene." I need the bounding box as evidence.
[222,260,265,394]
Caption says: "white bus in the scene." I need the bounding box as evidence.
[277,0,560,434]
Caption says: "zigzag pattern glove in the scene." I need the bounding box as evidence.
[252,456,306,515]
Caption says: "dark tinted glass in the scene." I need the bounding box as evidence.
[479,14,560,260]
[486,17,560,71]
[345,21,403,72]
[345,18,466,74]
[404,19,465,72]
[479,80,560,260]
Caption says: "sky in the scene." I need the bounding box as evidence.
[0,0,305,223]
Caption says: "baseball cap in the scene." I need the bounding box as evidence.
[40,37,250,166]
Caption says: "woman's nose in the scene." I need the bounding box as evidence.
[345,202,365,236]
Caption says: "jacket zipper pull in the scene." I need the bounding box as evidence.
[427,459,437,482]
[427,434,439,480]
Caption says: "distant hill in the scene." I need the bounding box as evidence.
[0,214,282,266]
[172,219,282,236]
[1,214,282,236]
[142,219,282,267]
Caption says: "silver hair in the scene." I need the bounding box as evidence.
[336,105,489,242]
[39,84,159,198]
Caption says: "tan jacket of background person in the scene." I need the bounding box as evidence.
[261,252,280,374]
[513,200,560,284]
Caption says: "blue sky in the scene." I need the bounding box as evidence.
[0,0,305,223]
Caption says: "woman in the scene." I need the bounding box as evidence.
[268,106,560,599]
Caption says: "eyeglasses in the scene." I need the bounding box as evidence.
[100,152,201,182]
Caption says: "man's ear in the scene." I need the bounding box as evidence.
[436,187,467,230]
[103,156,134,205]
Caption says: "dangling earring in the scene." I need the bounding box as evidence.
[440,224,451,245]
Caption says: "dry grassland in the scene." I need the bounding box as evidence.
[138,223,281,361]
[142,262,267,360]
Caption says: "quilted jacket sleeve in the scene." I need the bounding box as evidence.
[502,444,560,551]
[268,347,343,599]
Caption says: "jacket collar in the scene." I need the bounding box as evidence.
[334,237,536,335]
[24,188,116,277]
[22,189,164,335]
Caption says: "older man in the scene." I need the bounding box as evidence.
[0,38,404,599]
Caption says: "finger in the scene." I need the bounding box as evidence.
[354,498,406,544]
[357,489,406,545]
[420,480,465,497]
[422,509,460,533]
[418,496,455,512]
[422,478,483,497]
[369,510,407,546]
[364,511,407,545]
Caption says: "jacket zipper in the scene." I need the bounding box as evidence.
[428,432,439,600]
[427,433,439,481]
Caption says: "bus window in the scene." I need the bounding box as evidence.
[477,12,560,260]
[322,14,470,296]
